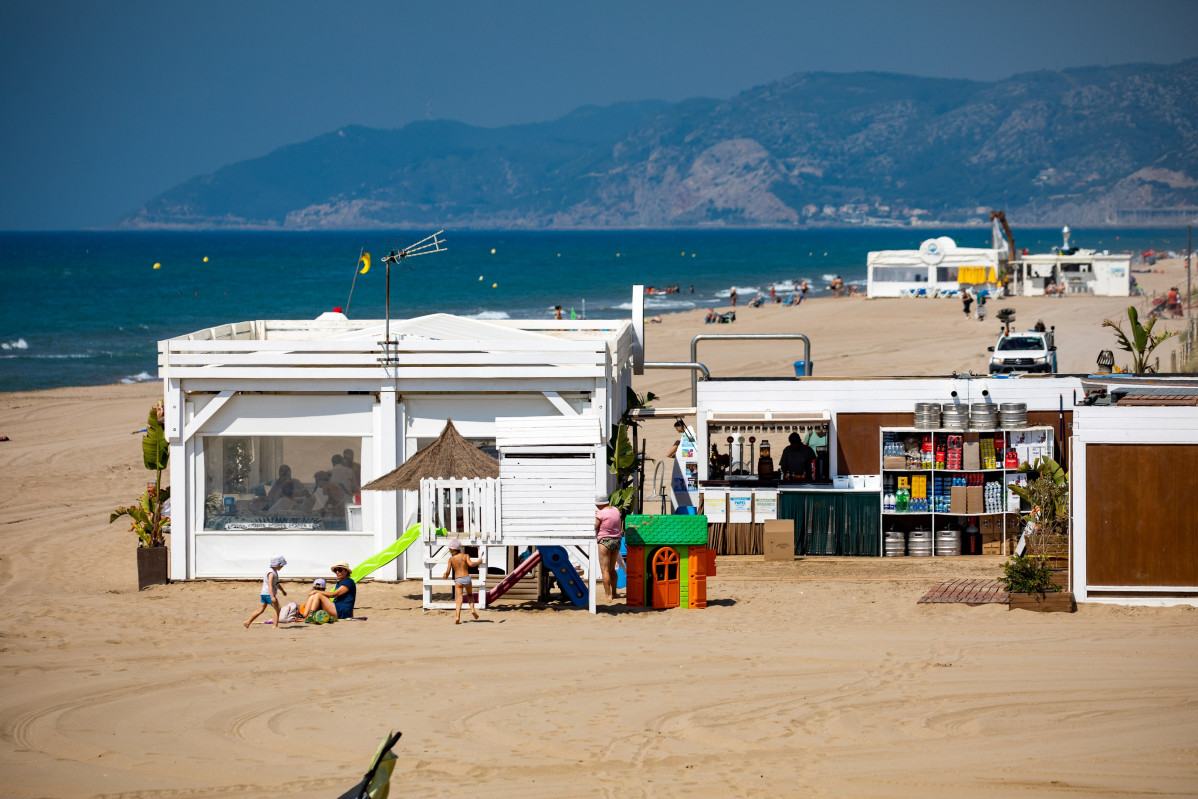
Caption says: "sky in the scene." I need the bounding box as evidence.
[2,0,1197,230]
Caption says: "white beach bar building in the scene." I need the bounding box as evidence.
[1011,250,1131,297]
[866,237,1005,298]
[159,313,634,606]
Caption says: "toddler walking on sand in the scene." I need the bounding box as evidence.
[442,538,483,624]
[243,554,288,629]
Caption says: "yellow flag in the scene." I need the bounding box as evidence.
[359,252,371,274]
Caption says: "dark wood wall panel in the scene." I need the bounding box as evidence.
[835,413,912,475]
[1086,444,1198,586]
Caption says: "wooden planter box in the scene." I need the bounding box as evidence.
[136,546,169,590]
[1009,591,1075,613]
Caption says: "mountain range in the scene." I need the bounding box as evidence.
[119,59,1198,230]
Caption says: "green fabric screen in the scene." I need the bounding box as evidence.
[778,491,880,556]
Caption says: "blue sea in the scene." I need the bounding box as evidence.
[0,228,1180,392]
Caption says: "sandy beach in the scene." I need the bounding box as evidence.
[1,261,1195,798]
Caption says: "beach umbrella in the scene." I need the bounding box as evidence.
[361,419,499,492]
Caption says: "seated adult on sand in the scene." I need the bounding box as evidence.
[301,561,356,620]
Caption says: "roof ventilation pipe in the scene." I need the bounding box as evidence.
[689,333,813,407]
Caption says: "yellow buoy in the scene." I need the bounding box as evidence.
[203,256,209,263]
[153,262,161,269]
[681,251,685,256]
[691,253,695,258]
[492,283,498,288]
[616,253,621,258]
[478,275,484,281]
[490,248,496,254]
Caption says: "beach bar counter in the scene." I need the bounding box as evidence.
[693,375,1084,557]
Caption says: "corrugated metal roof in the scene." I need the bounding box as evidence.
[1114,386,1198,406]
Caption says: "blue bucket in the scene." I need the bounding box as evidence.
[793,360,814,377]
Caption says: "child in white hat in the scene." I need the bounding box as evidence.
[442,537,483,624]
[243,554,288,630]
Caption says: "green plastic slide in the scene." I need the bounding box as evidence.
[350,524,427,582]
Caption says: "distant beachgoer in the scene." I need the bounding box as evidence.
[244,554,287,630]
[342,448,361,488]
[705,308,717,324]
[667,418,689,459]
[1167,287,1182,317]
[330,454,356,494]
[976,289,989,321]
[749,294,764,308]
[267,479,300,513]
[800,279,809,302]
[779,433,816,481]
[442,538,482,623]
[1033,320,1047,332]
[730,287,738,307]
[689,285,694,294]
[554,305,563,320]
[594,495,623,602]
[962,287,973,316]
[770,283,776,301]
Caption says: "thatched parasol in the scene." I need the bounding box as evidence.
[361,419,499,492]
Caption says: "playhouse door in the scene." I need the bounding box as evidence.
[651,547,681,609]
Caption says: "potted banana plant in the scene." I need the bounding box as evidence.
[110,404,170,589]
[1002,456,1074,612]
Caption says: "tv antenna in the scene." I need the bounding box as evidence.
[379,230,447,346]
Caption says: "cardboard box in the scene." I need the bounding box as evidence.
[762,519,795,562]
[962,433,981,471]
[883,455,907,470]
[980,515,995,536]
[966,485,985,514]
[950,485,968,515]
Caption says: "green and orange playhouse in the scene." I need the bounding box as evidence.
[623,514,716,609]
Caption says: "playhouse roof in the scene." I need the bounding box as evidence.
[362,419,500,491]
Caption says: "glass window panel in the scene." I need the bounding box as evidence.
[203,435,366,531]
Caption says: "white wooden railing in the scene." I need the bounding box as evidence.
[419,478,502,543]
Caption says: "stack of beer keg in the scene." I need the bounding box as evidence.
[914,401,941,429]
[969,402,998,430]
[999,402,1028,429]
[940,403,969,430]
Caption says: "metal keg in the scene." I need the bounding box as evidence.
[908,528,933,557]
[940,404,970,430]
[935,528,961,556]
[884,529,906,557]
[999,402,1028,429]
[914,401,941,430]
[969,402,998,430]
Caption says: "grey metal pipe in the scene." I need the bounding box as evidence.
[689,333,812,406]
[643,361,711,409]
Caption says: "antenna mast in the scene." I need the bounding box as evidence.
[379,230,447,354]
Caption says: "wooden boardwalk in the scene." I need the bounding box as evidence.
[918,578,1009,605]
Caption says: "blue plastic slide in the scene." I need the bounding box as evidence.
[537,545,589,607]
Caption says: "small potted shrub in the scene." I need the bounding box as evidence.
[110,404,170,589]
[1002,456,1074,612]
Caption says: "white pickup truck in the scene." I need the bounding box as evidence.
[988,328,1057,374]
